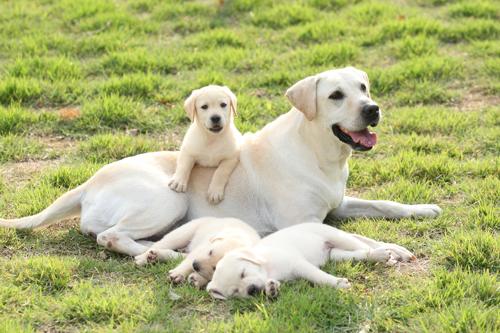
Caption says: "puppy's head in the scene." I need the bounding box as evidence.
[206,248,267,300]
[184,85,237,134]
[286,67,380,151]
[190,236,251,281]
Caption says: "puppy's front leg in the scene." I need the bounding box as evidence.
[169,153,195,192]
[207,157,238,204]
[293,260,351,289]
[188,272,209,289]
[168,254,195,284]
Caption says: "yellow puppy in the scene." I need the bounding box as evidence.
[169,85,241,204]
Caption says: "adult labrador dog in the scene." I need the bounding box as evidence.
[0,67,441,256]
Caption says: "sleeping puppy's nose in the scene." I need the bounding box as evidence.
[247,284,261,296]
[362,104,380,127]
[210,115,221,124]
[192,261,200,272]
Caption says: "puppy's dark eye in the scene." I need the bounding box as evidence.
[329,91,344,100]
[209,250,213,256]
[220,102,227,108]
[212,266,216,271]
[360,83,367,92]
[201,104,208,110]
[240,271,245,279]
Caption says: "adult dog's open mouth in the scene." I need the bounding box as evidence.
[331,124,377,151]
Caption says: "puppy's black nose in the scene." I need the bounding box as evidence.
[210,115,221,123]
[247,284,260,296]
[192,261,200,272]
[361,104,380,127]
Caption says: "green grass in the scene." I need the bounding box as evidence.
[0,0,499,332]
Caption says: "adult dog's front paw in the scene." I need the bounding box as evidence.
[265,279,280,298]
[168,270,185,284]
[188,272,208,289]
[335,278,351,289]
[207,186,224,204]
[409,204,442,218]
[168,177,188,192]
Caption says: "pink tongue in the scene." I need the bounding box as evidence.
[345,129,377,148]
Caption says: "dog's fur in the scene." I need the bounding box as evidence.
[0,67,441,256]
[134,217,260,288]
[207,223,415,299]
[168,85,241,204]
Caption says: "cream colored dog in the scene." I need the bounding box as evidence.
[169,85,241,204]
[135,217,260,288]
[207,223,415,299]
[0,67,441,257]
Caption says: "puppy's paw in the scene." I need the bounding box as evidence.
[265,279,280,298]
[134,253,149,266]
[146,250,159,263]
[168,177,188,192]
[335,278,351,289]
[188,272,208,289]
[207,187,224,204]
[168,270,185,284]
[368,248,392,263]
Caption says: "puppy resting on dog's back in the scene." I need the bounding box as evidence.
[207,223,415,299]
[135,217,260,288]
[169,85,241,204]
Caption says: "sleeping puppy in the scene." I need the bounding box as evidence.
[135,217,260,288]
[207,223,415,299]
[168,85,241,204]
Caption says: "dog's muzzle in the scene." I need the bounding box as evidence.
[361,104,380,127]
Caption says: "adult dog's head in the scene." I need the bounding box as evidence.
[286,67,380,151]
[184,85,237,134]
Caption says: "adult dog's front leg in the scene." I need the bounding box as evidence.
[330,196,441,219]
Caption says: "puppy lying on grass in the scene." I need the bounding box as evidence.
[135,217,260,288]
[168,85,241,204]
[207,223,415,299]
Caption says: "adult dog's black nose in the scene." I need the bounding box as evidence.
[192,261,200,272]
[247,284,260,296]
[210,115,221,123]
[362,104,380,127]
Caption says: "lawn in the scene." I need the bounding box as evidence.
[0,0,499,332]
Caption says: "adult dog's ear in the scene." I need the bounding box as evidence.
[184,89,199,122]
[222,86,237,117]
[237,249,265,266]
[285,75,319,121]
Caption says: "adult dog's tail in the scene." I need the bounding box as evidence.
[0,184,86,229]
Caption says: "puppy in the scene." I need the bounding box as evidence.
[135,217,260,288]
[168,85,241,204]
[207,223,415,299]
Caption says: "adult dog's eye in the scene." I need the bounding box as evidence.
[201,104,208,110]
[220,102,227,108]
[209,250,213,256]
[329,91,344,100]
[360,83,367,92]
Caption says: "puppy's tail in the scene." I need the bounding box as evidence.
[0,184,86,229]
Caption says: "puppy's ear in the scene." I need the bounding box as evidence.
[285,75,319,121]
[210,236,224,243]
[222,86,237,117]
[184,89,199,122]
[237,249,265,266]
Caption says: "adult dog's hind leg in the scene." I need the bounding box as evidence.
[97,227,151,257]
[331,196,442,219]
